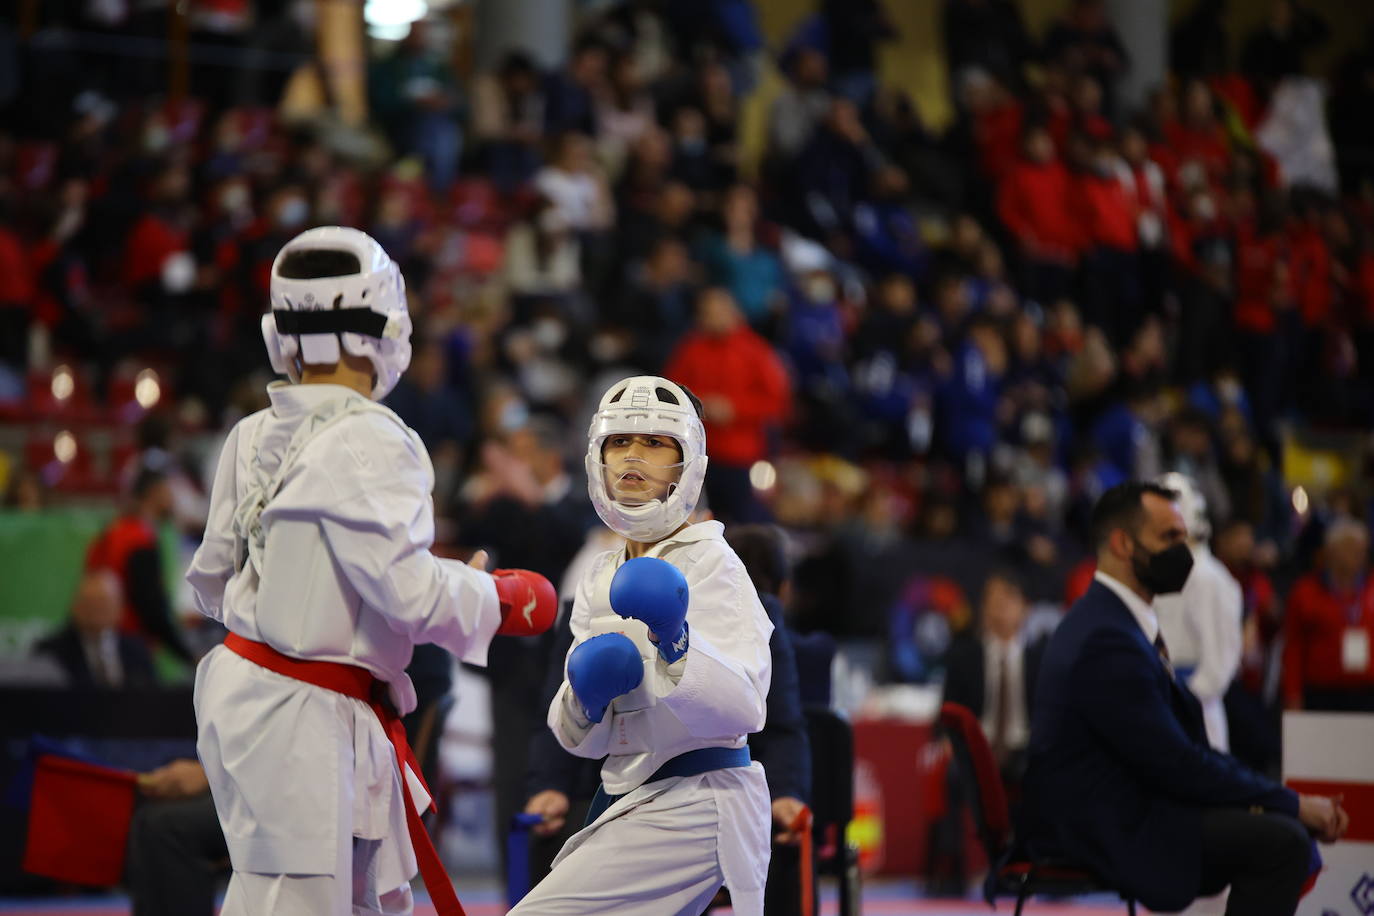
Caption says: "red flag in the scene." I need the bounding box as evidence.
[23,754,137,886]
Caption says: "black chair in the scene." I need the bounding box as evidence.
[937,702,1137,915]
[805,706,861,916]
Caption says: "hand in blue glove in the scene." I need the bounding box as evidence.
[610,557,690,663]
[566,632,644,723]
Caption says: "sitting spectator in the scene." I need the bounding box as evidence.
[793,99,882,253]
[1282,517,1374,712]
[998,126,1079,305]
[932,567,1046,895]
[384,332,475,509]
[595,52,655,178]
[936,314,1007,476]
[503,198,583,304]
[543,37,609,136]
[1043,0,1128,113]
[768,46,832,161]
[534,132,614,234]
[34,569,157,689]
[697,184,785,330]
[471,51,546,191]
[614,235,697,373]
[367,21,464,191]
[943,568,1046,785]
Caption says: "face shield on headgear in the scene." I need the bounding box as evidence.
[261,226,412,400]
[1157,471,1210,542]
[585,376,708,543]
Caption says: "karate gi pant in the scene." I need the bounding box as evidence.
[196,647,419,916]
[219,840,413,916]
[510,764,771,916]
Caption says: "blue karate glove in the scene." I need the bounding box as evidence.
[609,557,690,663]
[566,633,644,724]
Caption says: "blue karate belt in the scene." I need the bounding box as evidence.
[584,745,752,826]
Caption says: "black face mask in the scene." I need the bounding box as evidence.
[1131,539,1194,595]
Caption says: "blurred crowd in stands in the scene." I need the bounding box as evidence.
[3,0,1374,757]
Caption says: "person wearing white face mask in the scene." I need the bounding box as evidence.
[511,375,774,916]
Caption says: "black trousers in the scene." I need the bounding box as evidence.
[126,794,228,916]
[1197,808,1312,916]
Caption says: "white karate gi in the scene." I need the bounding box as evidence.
[511,520,774,916]
[1154,542,1243,751]
[188,382,503,915]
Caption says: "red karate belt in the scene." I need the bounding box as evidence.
[223,632,465,916]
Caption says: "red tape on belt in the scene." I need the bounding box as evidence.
[223,633,465,916]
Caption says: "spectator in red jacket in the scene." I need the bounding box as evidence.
[0,192,35,371]
[1231,191,1293,449]
[1164,79,1233,189]
[84,465,193,664]
[1074,132,1142,346]
[664,286,791,524]
[1282,517,1374,712]
[998,125,1080,305]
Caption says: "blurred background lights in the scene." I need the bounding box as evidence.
[53,431,77,464]
[364,0,427,41]
[51,366,74,402]
[134,369,162,409]
[749,460,777,491]
[1292,486,1310,516]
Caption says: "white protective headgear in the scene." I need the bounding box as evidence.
[261,226,412,400]
[585,376,708,542]
[1158,471,1210,541]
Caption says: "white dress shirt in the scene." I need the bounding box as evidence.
[1095,569,1159,643]
[981,633,1030,753]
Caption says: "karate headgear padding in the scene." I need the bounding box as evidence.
[262,226,411,400]
[586,376,708,543]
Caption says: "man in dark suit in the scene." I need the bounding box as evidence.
[34,570,158,689]
[1023,481,1348,915]
[943,568,1047,787]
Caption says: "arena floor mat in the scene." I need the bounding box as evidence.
[0,881,1130,916]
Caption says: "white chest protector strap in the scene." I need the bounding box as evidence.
[232,394,429,575]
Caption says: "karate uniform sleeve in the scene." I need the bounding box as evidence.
[186,420,245,622]
[548,559,615,758]
[316,419,502,665]
[659,544,773,739]
[1186,563,1243,703]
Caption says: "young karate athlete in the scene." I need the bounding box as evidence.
[188,226,555,916]
[511,375,774,916]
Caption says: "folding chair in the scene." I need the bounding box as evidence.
[937,702,1137,915]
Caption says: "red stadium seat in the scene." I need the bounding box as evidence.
[937,702,1138,915]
